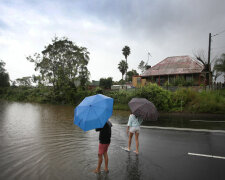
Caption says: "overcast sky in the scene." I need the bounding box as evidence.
[0,0,225,81]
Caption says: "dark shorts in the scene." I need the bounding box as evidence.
[98,143,110,155]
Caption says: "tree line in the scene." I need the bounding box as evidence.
[1,38,225,91]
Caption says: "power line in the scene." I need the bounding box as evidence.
[212,46,225,50]
[212,29,225,37]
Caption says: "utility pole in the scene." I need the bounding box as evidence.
[208,33,211,66]
[207,33,212,88]
[207,29,225,86]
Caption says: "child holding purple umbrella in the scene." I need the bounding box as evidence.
[125,114,143,154]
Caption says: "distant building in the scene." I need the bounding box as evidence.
[88,80,100,90]
[111,84,133,90]
[111,85,120,90]
[133,56,210,87]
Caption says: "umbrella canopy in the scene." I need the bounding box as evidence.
[128,98,158,121]
[74,94,114,131]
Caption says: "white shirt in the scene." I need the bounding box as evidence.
[127,114,143,127]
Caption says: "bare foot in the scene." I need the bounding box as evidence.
[124,147,130,152]
[133,150,139,154]
[104,169,109,173]
[93,169,101,174]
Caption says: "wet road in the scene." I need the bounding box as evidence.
[0,101,225,180]
[126,127,225,180]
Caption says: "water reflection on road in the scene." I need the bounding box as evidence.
[0,101,136,180]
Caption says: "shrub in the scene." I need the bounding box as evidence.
[94,87,103,94]
[188,90,225,113]
[134,83,173,111]
[172,88,197,110]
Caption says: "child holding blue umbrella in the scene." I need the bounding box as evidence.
[94,121,112,173]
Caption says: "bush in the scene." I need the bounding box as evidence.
[94,87,103,94]
[188,90,225,113]
[172,88,197,110]
[134,83,173,111]
[105,90,134,104]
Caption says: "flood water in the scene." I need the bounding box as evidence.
[0,101,225,180]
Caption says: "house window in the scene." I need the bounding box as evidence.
[169,76,175,84]
[186,75,192,81]
[160,77,165,85]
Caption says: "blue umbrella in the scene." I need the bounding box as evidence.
[74,94,114,131]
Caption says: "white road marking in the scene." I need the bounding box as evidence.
[188,152,225,160]
[112,123,225,133]
[190,120,225,123]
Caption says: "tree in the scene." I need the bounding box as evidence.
[16,76,32,87]
[138,60,148,73]
[193,50,209,71]
[212,70,221,83]
[99,77,113,89]
[193,50,216,86]
[214,53,225,82]
[122,46,131,80]
[31,75,43,86]
[0,60,10,87]
[127,69,139,82]
[79,63,90,89]
[27,37,90,96]
[118,60,128,80]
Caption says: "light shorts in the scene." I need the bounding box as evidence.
[129,126,140,133]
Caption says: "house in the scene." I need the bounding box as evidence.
[134,55,210,87]
[132,75,146,87]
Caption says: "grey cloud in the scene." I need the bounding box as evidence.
[4,0,225,39]
[22,0,225,57]
[73,1,224,61]
[79,0,225,36]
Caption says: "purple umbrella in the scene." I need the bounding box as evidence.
[128,98,158,121]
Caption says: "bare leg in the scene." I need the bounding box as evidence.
[94,154,102,173]
[103,152,109,172]
[128,132,134,151]
[134,132,139,154]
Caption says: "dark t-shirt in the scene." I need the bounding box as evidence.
[96,121,112,144]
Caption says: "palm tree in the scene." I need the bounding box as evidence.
[122,46,131,80]
[214,53,225,82]
[118,60,128,80]
[194,50,209,71]
[193,50,215,87]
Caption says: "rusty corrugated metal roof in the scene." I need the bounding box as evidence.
[141,55,204,77]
